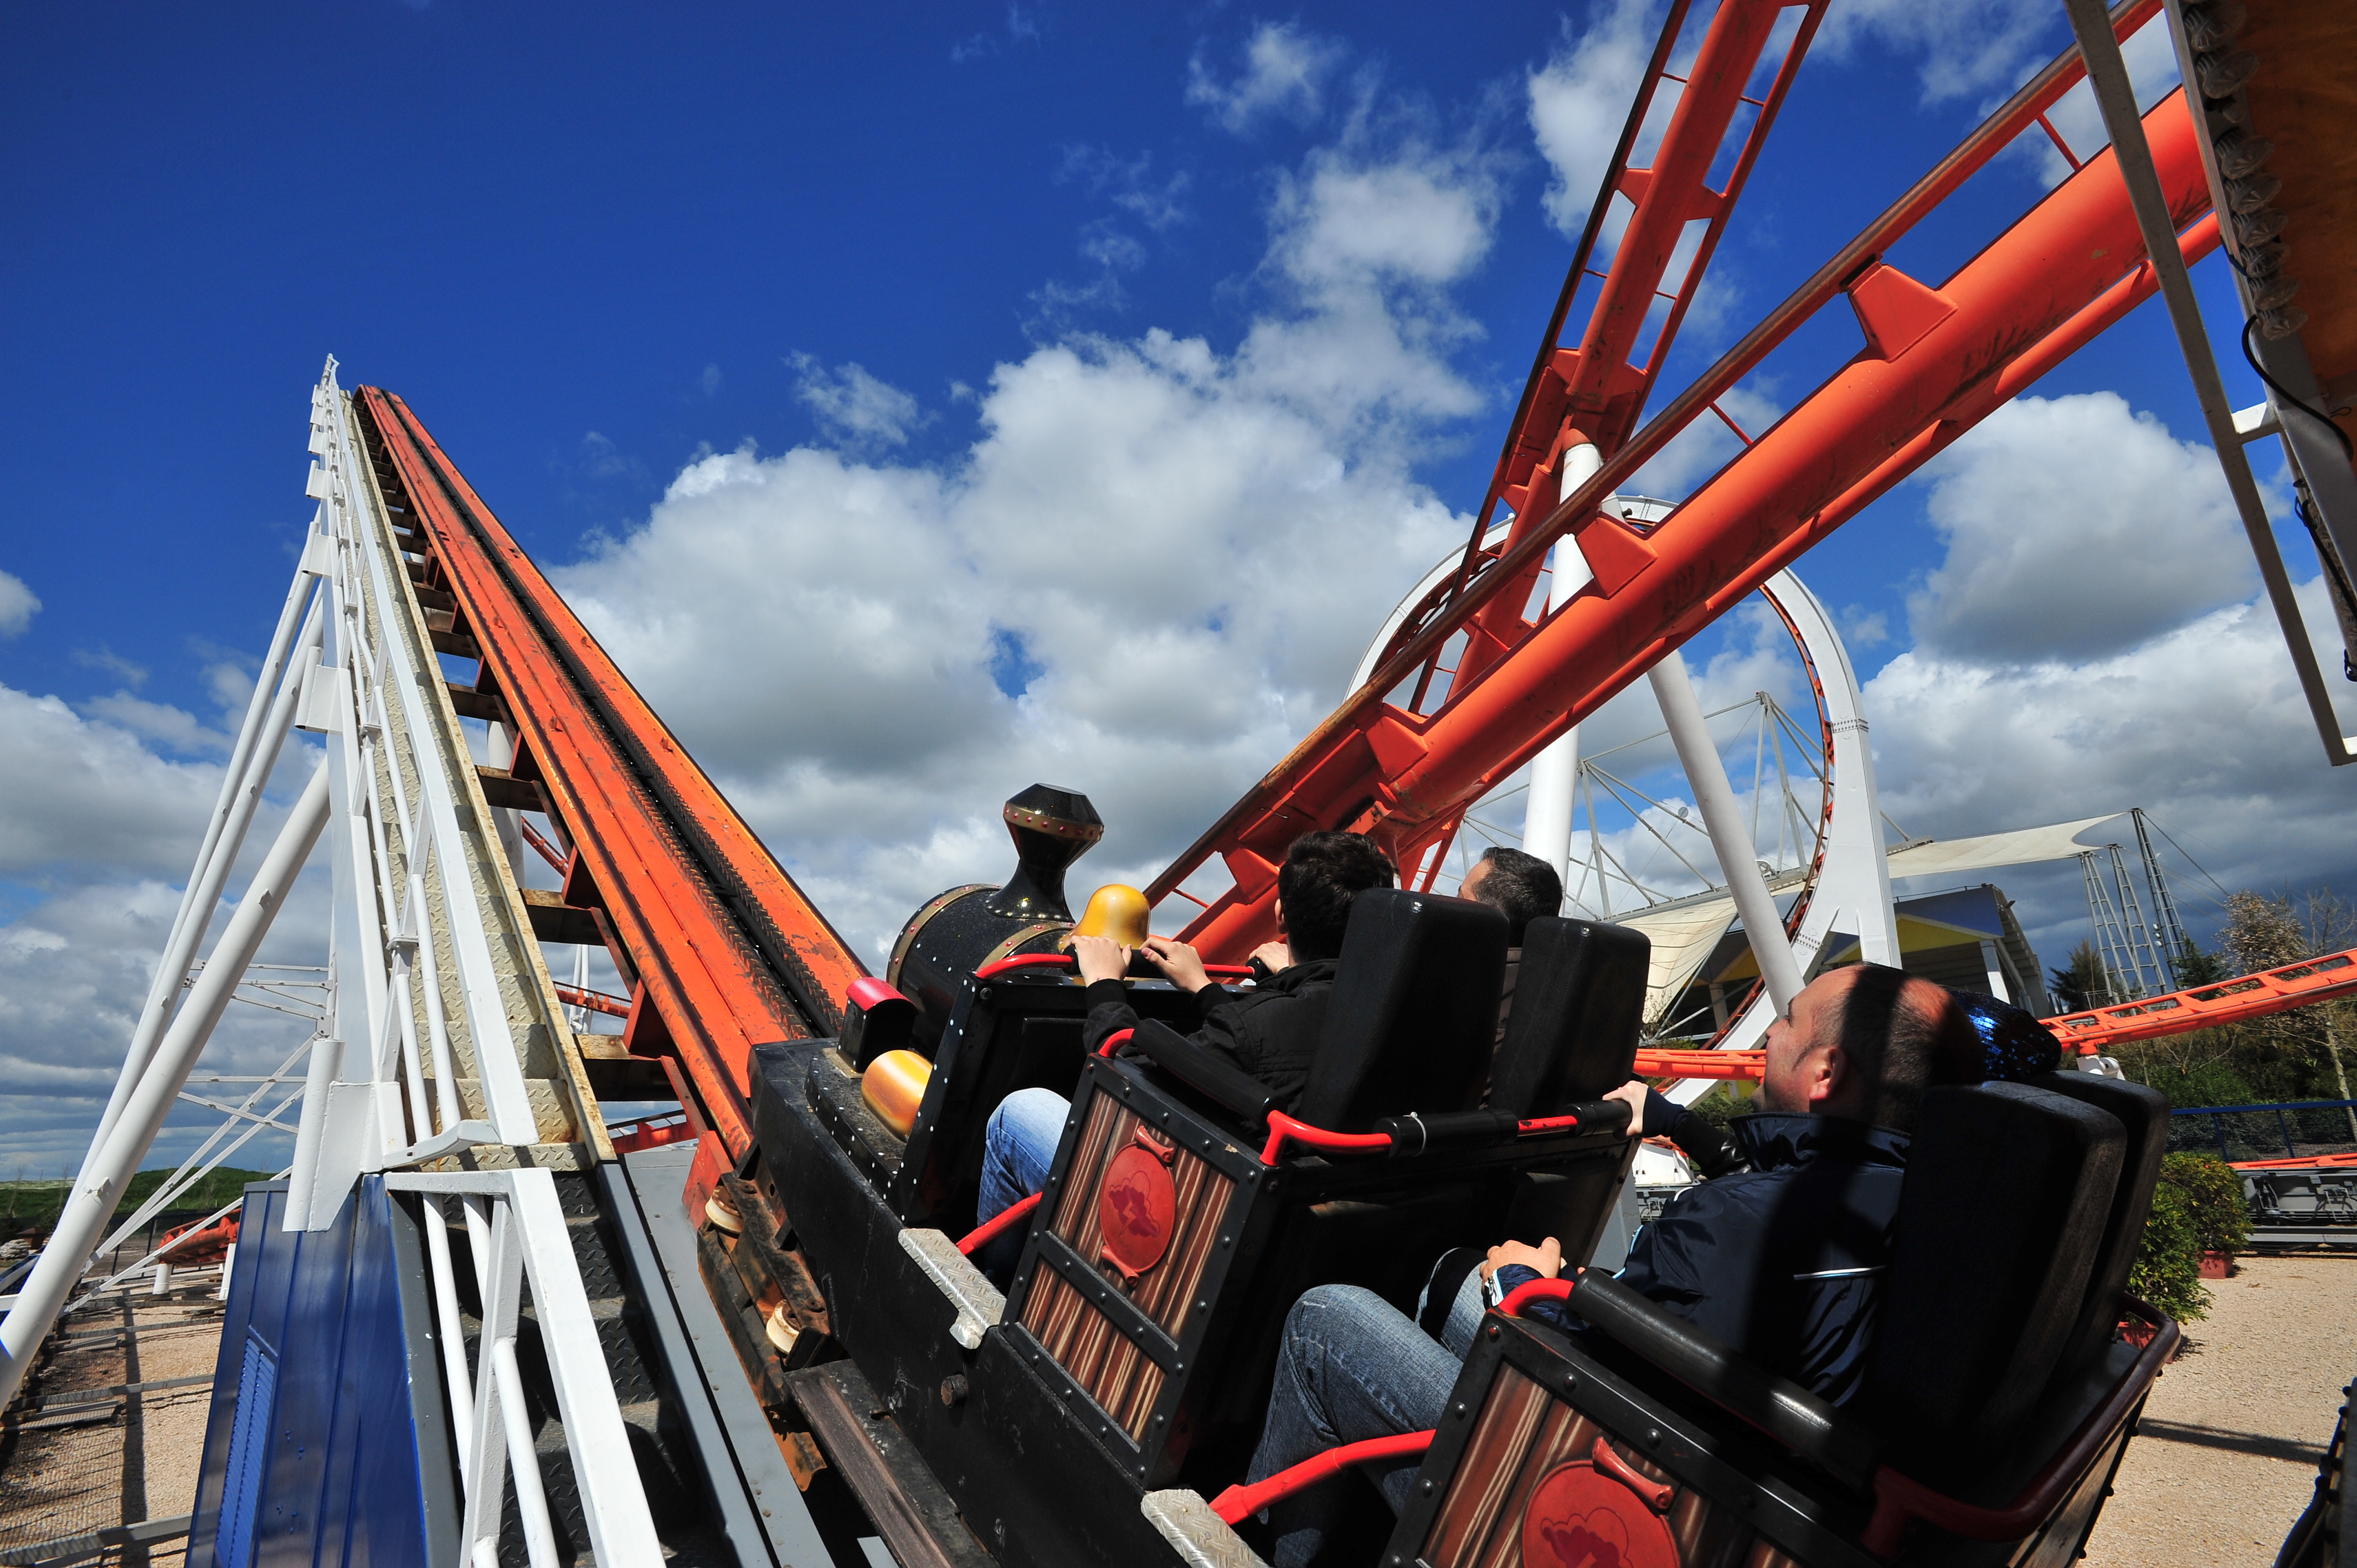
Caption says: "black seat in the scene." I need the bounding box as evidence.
[999,889,1638,1490]
[1860,1082,2124,1476]
[1293,889,1509,1129]
[1389,1081,2164,1568]
[2024,1070,2170,1383]
[1486,915,1650,1115]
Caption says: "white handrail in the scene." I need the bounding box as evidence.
[386,1170,660,1567]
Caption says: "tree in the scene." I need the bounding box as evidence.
[2049,940,2110,1013]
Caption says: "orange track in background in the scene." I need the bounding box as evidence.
[357,388,868,1160]
[2046,948,2357,1055]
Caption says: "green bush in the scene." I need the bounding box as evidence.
[2160,1152,2251,1256]
[2127,1181,2209,1324]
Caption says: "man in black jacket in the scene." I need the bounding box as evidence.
[1240,961,1975,1566]
[973,832,1395,1231]
[1454,845,1561,1106]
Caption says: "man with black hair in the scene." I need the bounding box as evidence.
[972,831,1397,1236]
[1455,845,1561,1105]
[1238,962,1975,1566]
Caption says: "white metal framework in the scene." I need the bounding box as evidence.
[0,362,657,1560]
[388,1169,663,1568]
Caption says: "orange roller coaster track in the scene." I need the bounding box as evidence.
[354,388,869,1162]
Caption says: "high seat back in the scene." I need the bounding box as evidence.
[1864,1082,2124,1473]
[1390,1084,2150,1568]
[1485,916,1650,1116]
[1001,892,1626,1490]
[1294,889,1508,1131]
[2025,1071,2170,1380]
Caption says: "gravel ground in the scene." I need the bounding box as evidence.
[0,1251,226,1567]
[2083,1252,2357,1568]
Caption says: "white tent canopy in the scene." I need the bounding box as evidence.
[1609,813,2122,1030]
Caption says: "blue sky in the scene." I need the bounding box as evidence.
[3,1,2351,1170]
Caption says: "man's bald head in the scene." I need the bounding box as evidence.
[1758,963,1975,1129]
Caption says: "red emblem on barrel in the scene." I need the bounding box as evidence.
[1520,1440,1680,1568]
[1097,1127,1177,1282]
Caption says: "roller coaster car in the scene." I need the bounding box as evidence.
[753,885,1651,1564]
[1382,1071,2176,1568]
[1000,892,1651,1489]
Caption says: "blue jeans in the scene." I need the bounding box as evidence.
[1244,1267,1483,1567]
[978,1086,1068,1224]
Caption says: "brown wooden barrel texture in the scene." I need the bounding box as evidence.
[1419,1360,1772,1568]
[1018,1086,1235,1440]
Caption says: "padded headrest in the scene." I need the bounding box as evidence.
[2025,1071,2171,1379]
[1865,1082,2123,1469]
[1292,889,1508,1132]
[1485,916,1650,1116]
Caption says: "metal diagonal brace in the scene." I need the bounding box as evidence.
[2061,0,2354,764]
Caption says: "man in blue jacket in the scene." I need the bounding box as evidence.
[1242,961,1975,1566]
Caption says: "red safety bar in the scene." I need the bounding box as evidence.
[957,1190,1043,1257]
[609,1113,697,1155]
[1258,1108,1607,1165]
[1208,1430,1437,1524]
[1501,1275,1577,1319]
[555,983,632,1018]
[971,952,1258,982]
[1259,1110,1397,1165]
[1094,1028,1135,1060]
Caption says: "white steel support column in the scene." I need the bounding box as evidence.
[2064,0,2354,764]
[83,568,326,1168]
[1648,652,1805,1014]
[1522,444,1601,886]
[1978,939,2010,1003]
[0,761,331,1408]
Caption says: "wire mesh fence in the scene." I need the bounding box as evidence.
[2167,1100,2357,1164]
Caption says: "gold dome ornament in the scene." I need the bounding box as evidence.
[860,1049,933,1139]
[1069,883,1151,949]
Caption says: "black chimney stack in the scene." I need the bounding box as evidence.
[984,783,1103,920]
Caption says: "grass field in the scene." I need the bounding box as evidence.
[0,1167,274,1235]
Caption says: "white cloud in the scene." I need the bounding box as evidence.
[0,571,38,637]
[1270,150,1501,292]
[2023,16,2183,185]
[0,686,224,878]
[0,680,326,1167]
[789,353,930,449]
[558,97,1513,963]
[80,692,231,755]
[1059,146,1192,231]
[1905,393,2255,663]
[1818,0,2059,106]
[73,644,148,687]
[1527,0,1660,240]
[1187,22,1349,135]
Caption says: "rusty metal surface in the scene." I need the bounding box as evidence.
[356,389,867,1158]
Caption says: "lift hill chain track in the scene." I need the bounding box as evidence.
[352,389,868,1166]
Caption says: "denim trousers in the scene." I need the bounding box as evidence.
[974,1087,1069,1282]
[978,1086,1068,1222]
[1242,1262,1487,1566]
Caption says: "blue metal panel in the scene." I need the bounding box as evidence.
[191,1179,457,1568]
[215,1333,279,1567]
